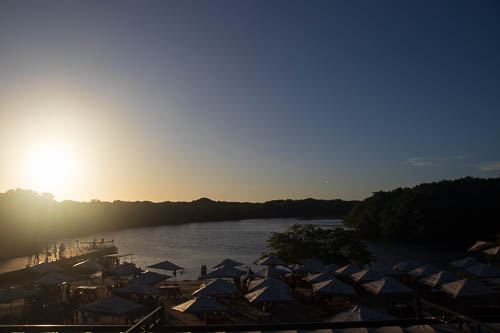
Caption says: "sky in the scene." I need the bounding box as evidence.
[0,0,499,202]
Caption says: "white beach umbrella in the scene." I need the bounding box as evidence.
[115,282,161,296]
[133,271,171,285]
[256,255,286,266]
[335,264,363,277]
[81,296,145,316]
[483,246,500,256]
[463,263,500,278]
[247,278,289,293]
[212,258,244,269]
[245,285,293,303]
[467,240,496,253]
[326,305,396,322]
[407,265,441,279]
[392,260,420,273]
[203,266,244,279]
[34,272,74,285]
[418,271,458,288]
[172,297,229,313]
[255,266,290,279]
[298,258,325,274]
[449,257,480,270]
[29,262,64,274]
[192,279,238,297]
[350,269,386,283]
[305,271,333,284]
[73,260,104,273]
[0,287,38,303]
[362,277,414,296]
[441,279,495,298]
[312,279,356,296]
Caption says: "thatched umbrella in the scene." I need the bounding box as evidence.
[483,246,500,256]
[407,265,441,280]
[148,260,184,276]
[110,263,141,277]
[34,272,75,285]
[73,260,104,273]
[312,279,356,296]
[192,279,237,297]
[212,258,244,269]
[172,297,228,323]
[325,263,339,273]
[29,262,64,274]
[326,305,395,322]
[350,269,385,283]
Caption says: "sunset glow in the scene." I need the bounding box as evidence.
[30,146,74,195]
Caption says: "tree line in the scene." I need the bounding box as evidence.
[0,189,357,260]
[343,177,500,246]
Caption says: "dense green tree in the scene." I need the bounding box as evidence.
[264,224,375,267]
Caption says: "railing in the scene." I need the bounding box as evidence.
[419,299,500,333]
[0,318,445,332]
[125,306,163,333]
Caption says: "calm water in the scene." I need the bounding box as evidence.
[65,218,465,280]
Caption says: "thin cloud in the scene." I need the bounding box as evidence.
[403,157,434,167]
[478,161,500,172]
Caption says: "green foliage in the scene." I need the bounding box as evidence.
[265,224,375,267]
[344,177,500,245]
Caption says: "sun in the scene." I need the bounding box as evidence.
[30,146,73,194]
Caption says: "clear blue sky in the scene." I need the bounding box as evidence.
[0,0,499,202]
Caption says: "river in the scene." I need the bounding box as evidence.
[59,218,465,280]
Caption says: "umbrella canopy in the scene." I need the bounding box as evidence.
[335,264,363,277]
[298,258,325,274]
[203,266,244,279]
[73,260,104,273]
[467,240,496,253]
[116,283,161,296]
[312,279,356,296]
[449,257,480,270]
[212,258,244,269]
[418,271,458,288]
[245,285,293,303]
[464,263,500,278]
[29,262,64,274]
[362,277,414,296]
[110,263,141,276]
[0,287,38,303]
[326,305,396,322]
[441,279,495,298]
[247,278,289,293]
[407,265,441,279]
[34,272,74,285]
[192,279,238,297]
[256,255,286,266]
[392,260,420,273]
[172,297,228,313]
[483,246,500,256]
[133,271,170,285]
[81,296,145,316]
[325,263,339,272]
[351,269,386,283]
[148,260,184,271]
[255,266,289,279]
[305,271,333,284]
